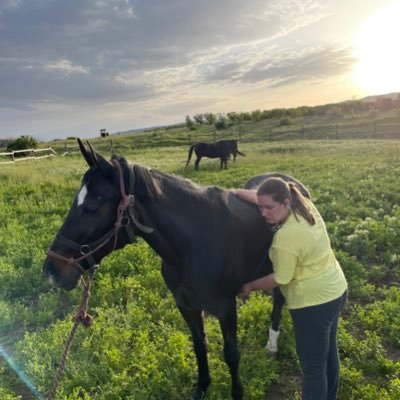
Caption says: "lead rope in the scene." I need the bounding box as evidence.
[46,268,97,400]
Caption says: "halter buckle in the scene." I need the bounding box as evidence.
[80,244,91,255]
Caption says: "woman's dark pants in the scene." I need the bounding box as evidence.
[290,290,347,400]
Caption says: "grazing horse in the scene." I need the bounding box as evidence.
[43,139,308,400]
[186,139,244,170]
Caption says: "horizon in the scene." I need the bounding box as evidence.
[1,1,400,141]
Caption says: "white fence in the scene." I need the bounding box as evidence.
[0,147,57,164]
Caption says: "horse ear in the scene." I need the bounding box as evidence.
[77,138,95,167]
[87,141,115,176]
[87,141,100,167]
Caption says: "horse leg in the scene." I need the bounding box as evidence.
[161,262,210,398]
[266,287,285,359]
[218,299,244,400]
[177,305,211,399]
[195,156,201,170]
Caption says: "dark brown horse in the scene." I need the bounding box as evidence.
[43,139,308,399]
[186,139,244,170]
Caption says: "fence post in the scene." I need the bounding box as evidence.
[269,129,272,142]
[336,123,338,139]
[374,122,377,136]
[301,124,304,139]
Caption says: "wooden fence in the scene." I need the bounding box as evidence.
[3,119,400,163]
[56,119,400,157]
[0,147,57,164]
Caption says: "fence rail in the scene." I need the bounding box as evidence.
[2,119,400,164]
[0,147,57,164]
[56,120,400,156]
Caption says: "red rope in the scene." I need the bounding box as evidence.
[46,271,96,400]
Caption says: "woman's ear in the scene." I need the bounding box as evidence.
[283,199,291,208]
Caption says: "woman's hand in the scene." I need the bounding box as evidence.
[228,188,258,204]
[238,274,279,299]
[238,282,253,299]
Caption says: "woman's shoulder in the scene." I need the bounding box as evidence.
[276,213,306,240]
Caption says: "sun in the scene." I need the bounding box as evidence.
[353,2,400,95]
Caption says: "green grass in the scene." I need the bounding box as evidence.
[0,139,399,399]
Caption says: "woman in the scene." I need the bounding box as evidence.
[231,177,347,400]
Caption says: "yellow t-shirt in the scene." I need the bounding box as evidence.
[269,200,347,309]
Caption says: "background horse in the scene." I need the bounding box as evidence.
[43,139,307,400]
[186,139,244,170]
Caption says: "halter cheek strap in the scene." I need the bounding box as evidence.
[112,159,153,235]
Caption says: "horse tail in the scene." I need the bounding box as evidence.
[234,141,245,157]
[186,144,196,167]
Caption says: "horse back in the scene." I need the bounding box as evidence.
[244,172,310,198]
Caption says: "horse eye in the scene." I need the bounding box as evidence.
[83,198,101,214]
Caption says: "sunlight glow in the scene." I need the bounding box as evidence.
[0,344,43,399]
[353,2,400,94]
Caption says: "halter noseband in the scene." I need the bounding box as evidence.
[46,160,153,274]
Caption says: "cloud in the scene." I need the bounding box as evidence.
[241,46,356,87]
[0,0,364,139]
[0,1,328,106]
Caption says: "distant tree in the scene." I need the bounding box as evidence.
[241,112,252,121]
[268,108,286,119]
[185,115,195,130]
[7,135,37,152]
[251,109,262,121]
[227,112,239,122]
[204,112,216,125]
[214,113,228,130]
[193,114,204,124]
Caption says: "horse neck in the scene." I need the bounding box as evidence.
[134,167,204,263]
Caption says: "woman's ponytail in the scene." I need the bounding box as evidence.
[288,182,316,225]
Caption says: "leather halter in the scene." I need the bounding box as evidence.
[46,160,153,274]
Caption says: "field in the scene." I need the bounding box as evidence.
[0,138,399,399]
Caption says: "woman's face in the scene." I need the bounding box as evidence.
[257,194,290,226]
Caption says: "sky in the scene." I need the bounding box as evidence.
[1,0,400,141]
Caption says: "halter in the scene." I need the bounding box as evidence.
[46,160,153,274]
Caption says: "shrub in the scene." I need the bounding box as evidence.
[6,135,37,152]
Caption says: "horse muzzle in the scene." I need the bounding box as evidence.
[43,257,83,291]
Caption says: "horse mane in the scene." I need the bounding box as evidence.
[132,163,206,201]
[110,154,208,202]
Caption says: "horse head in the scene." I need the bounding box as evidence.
[43,139,136,290]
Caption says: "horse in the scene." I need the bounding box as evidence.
[186,139,245,170]
[43,139,309,400]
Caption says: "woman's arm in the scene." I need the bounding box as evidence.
[238,273,279,298]
[230,188,258,204]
